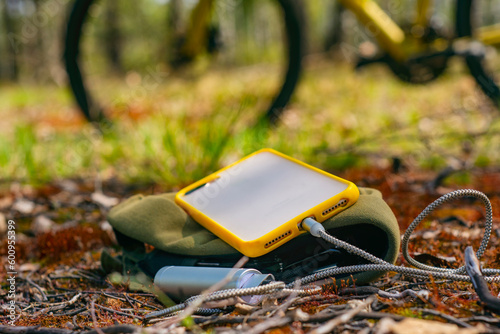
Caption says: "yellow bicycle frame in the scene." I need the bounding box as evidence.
[338,0,405,61]
[338,0,436,61]
[180,0,500,64]
[478,24,500,46]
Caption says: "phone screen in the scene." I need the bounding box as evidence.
[180,151,349,241]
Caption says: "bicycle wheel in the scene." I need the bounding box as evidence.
[456,0,500,108]
[338,1,454,85]
[63,0,305,126]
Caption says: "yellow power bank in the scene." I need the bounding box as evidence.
[175,148,359,257]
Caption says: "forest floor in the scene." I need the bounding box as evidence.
[2,58,500,332]
[2,166,500,333]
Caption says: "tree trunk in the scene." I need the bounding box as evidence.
[168,0,183,36]
[2,0,19,81]
[323,2,344,52]
[104,0,122,73]
[33,0,46,82]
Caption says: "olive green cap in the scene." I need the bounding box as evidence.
[107,187,400,285]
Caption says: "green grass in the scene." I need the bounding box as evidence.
[1,58,500,188]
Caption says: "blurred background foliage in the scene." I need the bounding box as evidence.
[4,0,493,84]
[1,0,500,186]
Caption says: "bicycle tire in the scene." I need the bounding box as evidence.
[456,0,500,108]
[63,0,306,126]
[265,0,306,124]
[63,0,105,124]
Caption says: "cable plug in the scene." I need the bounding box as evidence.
[300,217,325,237]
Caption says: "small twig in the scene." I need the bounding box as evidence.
[241,282,301,334]
[342,320,371,331]
[384,280,451,292]
[314,304,352,316]
[0,326,72,334]
[243,305,277,319]
[202,297,241,309]
[82,325,138,334]
[45,275,55,292]
[22,304,36,313]
[76,271,110,286]
[94,304,143,320]
[90,299,105,334]
[125,294,161,310]
[191,311,405,328]
[248,317,293,334]
[49,275,82,280]
[267,280,300,318]
[460,316,500,324]
[77,270,103,281]
[41,293,82,309]
[120,308,153,314]
[124,293,138,310]
[292,294,340,306]
[0,325,141,334]
[72,313,90,330]
[26,273,48,301]
[44,292,75,299]
[338,286,379,296]
[82,324,139,334]
[56,307,88,317]
[32,293,83,317]
[102,292,127,301]
[309,296,374,334]
[464,246,500,314]
[411,308,473,328]
[193,315,266,326]
[306,310,405,323]
[53,288,153,297]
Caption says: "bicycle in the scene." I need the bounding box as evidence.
[334,0,500,108]
[63,0,306,126]
[64,1,500,128]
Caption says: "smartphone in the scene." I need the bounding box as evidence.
[175,148,359,257]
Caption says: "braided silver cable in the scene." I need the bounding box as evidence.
[293,262,500,288]
[145,281,287,320]
[184,281,286,304]
[192,307,224,315]
[146,307,224,320]
[401,189,493,274]
[146,189,499,321]
[144,303,187,320]
[288,189,500,287]
[318,229,387,265]
[281,286,322,295]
